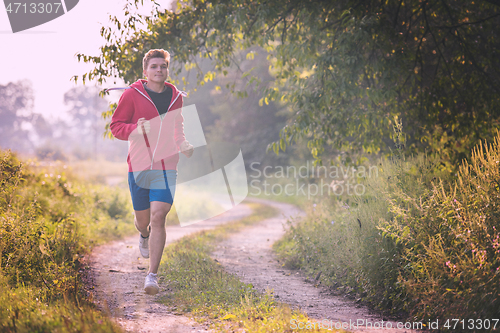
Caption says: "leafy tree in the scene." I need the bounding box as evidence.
[30,113,52,142]
[185,48,289,168]
[0,80,36,153]
[78,0,500,167]
[64,86,109,157]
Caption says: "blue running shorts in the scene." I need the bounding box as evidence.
[128,170,177,211]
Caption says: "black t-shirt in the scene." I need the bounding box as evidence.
[144,83,173,116]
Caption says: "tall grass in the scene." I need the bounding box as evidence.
[274,153,442,314]
[382,134,500,320]
[274,131,500,321]
[0,150,132,332]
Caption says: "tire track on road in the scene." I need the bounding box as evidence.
[211,198,417,333]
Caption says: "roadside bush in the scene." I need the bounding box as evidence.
[275,132,500,320]
[0,150,130,332]
[382,134,500,320]
[274,153,445,314]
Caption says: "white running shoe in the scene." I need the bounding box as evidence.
[144,273,159,295]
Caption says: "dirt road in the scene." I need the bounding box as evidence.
[211,198,416,333]
[89,203,252,333]
[90,198,416,333]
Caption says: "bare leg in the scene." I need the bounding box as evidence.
[148,201,171,274]
[134,208,151,238]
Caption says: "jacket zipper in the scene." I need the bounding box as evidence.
[133,87,182,170]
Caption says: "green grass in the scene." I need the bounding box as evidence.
[0,150,131,332]
[248,191,309,209]
[58,159,129,186]
[247,173,317,210]
[0,278,119,333]
[158,202,343,332]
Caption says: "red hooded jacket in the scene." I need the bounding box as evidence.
[110,79,186,172]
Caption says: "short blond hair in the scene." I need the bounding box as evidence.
[142,49,170,71]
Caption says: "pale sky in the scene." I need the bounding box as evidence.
[0,0,171,121]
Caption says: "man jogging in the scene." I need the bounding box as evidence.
[110,49,194,295]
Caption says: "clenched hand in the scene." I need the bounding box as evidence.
[180,141,194,158]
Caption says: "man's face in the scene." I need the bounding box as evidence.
[143,57,169,84]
